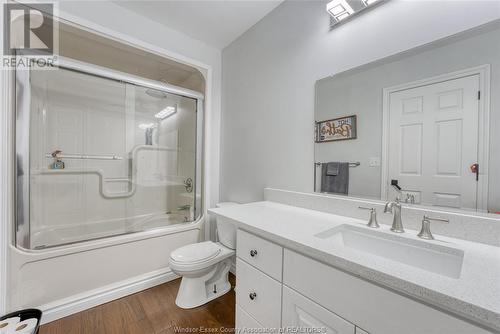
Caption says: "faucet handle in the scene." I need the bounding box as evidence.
[358,207,380,228]
[417,215,449,240]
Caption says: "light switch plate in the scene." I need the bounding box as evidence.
[369,157,380,167]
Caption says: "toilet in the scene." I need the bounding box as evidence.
[169,202,238,309]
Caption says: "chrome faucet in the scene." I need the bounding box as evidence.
[384,198,404,233]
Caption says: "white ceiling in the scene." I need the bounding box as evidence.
[114,0,284,50]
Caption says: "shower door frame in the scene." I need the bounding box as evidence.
[15,55,205,250]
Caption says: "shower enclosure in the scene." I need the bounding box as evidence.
[15,57,204,250]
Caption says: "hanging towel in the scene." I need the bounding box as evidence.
[321,162,349,195]
[326,162,340,176]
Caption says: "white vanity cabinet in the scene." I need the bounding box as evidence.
[235,228,493,334]
[283,249,491,334]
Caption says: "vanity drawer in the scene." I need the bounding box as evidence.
[236,305,264,330]
[236,258,282,328]
[283,285,355,334]
[237,229,283,281]
[283,249,491,334]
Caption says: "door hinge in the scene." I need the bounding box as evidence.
[478,91,481,100]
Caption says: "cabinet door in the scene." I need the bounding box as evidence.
[282,286,355,334]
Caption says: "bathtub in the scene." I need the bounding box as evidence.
[7,215,203,324]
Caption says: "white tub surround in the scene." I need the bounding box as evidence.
[8,221,202,324]
[209,201,500,332]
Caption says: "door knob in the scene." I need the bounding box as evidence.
[470,163,479,181]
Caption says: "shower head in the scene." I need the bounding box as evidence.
[145,88,168,99]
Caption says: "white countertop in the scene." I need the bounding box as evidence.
[209,201,500,332]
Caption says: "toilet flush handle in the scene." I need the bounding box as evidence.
[250,249,258,257]
[249,292,257,300]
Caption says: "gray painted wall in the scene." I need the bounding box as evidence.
[315,26,500,211]
[221,0,500,204]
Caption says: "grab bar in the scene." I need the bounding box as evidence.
[45,153,123,160]
[36,168,133,199]
[40,145,180,199]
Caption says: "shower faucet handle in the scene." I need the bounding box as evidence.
[358,207,380,228]
[183,177,193,193]
[51,150,62,158]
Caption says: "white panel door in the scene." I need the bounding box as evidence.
[282,286,355,334]
[388,75,480,209]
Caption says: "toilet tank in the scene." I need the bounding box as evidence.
[216,202,239,250]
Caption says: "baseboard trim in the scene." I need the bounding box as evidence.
[39,268,179,324]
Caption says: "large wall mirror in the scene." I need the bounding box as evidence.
[314,21,499,214]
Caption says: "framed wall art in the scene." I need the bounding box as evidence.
[315,115,357,143]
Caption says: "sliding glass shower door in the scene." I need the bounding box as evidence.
[16,58,203,249]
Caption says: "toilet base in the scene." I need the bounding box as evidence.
[175,258,232,309]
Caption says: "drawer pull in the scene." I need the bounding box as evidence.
[250,249,258,257]
[249,292,257,300]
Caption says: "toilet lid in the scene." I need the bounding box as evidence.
[170,241,222,264]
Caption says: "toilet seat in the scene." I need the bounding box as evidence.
[170,241,234,274]
[170,241,222,265]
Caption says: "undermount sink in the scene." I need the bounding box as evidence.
[315,224,464,278]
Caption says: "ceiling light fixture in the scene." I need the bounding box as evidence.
[155,105,177,120]
[326,0,354,22]
[327,0,387,27]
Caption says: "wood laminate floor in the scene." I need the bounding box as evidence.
[39,274,236,334]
